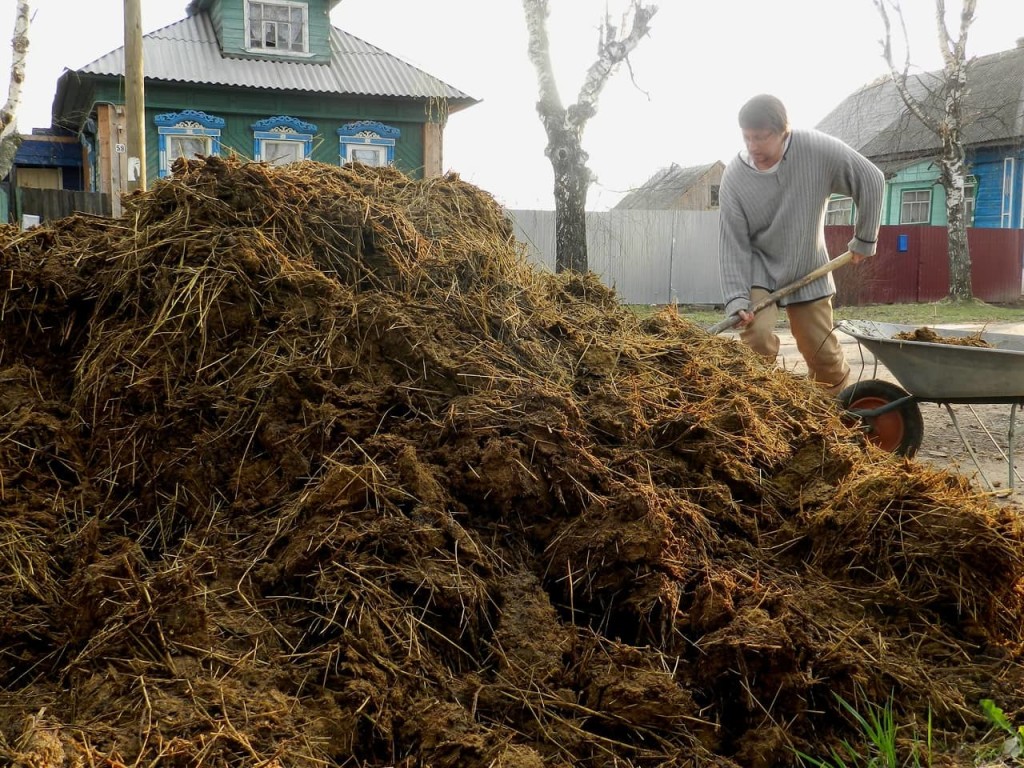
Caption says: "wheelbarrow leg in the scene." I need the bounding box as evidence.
[943,404,998,493]
[1010,402,1019,492]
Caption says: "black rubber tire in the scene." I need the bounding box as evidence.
[838,379,925,457]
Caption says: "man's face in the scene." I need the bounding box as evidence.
[742,128,786,169]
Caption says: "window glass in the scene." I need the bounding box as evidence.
[249,1,306,52]
[169,136,211,162]
[350,147,386,166]
[964,181,976,226]
[900,189,931,224]
[264,140,305,165]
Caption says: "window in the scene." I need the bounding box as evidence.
[252,116,317,165]
[964,178,977,226]
[154,110,224,178]
[1002,157,1015,228]
[709,184,720,209]
[247,0,307,53]
[337,121,400,167]
[825,195,854,226]
[900,189,931,224]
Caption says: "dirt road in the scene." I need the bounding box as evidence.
[773,321,1024,505]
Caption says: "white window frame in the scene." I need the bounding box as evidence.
[964,177,977,226]
[252,116,317,165]
[245,0,309,55]
[154,110,224,178]
[1002,157,1015,228]
[337,121,400,167]
[900,189,931,224]
[825,195,854,226]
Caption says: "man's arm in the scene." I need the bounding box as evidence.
[718,172,755,319]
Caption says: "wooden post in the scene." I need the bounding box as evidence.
[124,0,147,193]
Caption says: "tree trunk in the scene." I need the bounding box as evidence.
[0,1,31,182]
[940,139,973,301]
[551,139,589,273]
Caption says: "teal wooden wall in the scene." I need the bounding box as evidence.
[91,81,432,181]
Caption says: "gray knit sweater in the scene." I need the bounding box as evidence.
[718,127,885,318]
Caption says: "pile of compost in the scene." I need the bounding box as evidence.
[2,156,1024,768]
[894,326,994,347]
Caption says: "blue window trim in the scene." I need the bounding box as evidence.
[251,115,317,162]
[337,120,399,165]
[154,110,226,178]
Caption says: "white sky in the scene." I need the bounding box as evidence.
[4,0,1024,209]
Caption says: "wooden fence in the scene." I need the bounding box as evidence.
[16,187,111,223]
[509,210,1024,306]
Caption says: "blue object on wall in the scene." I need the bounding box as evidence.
[897,234,909,252]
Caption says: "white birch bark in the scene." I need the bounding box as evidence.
[0,0,31,181]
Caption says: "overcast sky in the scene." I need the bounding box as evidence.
[5,0,1024,209]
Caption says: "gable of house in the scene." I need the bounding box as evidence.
[614,161,724,210]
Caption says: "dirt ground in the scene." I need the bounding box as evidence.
[772,321,1024,505]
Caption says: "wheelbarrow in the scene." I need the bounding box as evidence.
[835,319,1024,493]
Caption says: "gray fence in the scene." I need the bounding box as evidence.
[17,187,111,223]
[507,209,723,305]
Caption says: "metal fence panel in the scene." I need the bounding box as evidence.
[509,212,1024,306]
[508,209,724,305]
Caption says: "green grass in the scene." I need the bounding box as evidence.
[795,693,933,768]
[628,299,1023,329]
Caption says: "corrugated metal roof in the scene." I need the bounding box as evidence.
[75,13,476,105]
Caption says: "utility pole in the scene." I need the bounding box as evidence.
[124,0,146,192]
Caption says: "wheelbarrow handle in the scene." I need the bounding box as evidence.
[706,251,854,335]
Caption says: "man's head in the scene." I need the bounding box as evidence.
[738,94,790,170]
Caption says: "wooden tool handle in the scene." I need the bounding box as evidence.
[706,251,854,335]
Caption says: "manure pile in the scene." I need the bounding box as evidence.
[3,156,1024,768]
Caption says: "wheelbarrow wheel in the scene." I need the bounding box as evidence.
[838,379,924,457]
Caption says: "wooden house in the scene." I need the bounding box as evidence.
[817,39,1024,229]
[612,161,724,211]
[14,0,476,219]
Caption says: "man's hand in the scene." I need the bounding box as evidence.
[735,309,755,328]
[850,250,869,265]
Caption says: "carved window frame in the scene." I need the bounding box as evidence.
[154,110,225,178]
[337,121,399,167]
[252,115,317,165]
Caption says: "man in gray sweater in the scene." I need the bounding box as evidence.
[719,94,884,396]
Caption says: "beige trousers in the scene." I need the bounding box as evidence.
[738,289,850,396]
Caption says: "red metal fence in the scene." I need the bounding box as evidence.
[824,225,1024,306]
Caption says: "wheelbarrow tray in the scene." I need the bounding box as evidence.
[836,320,1024,403]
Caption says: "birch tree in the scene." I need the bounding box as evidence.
[0,0,30,181]
[523,0,656,273]
[875,0,974,301]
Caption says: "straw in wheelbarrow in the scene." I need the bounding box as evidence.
[707,250,854,334]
